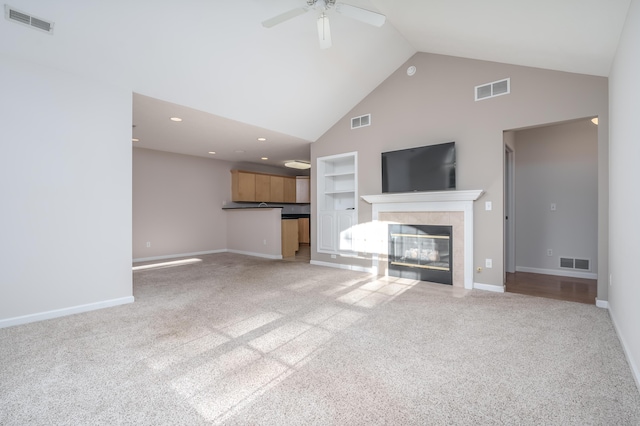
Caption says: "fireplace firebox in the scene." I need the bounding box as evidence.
[388,224,453,285]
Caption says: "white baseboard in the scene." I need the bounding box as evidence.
[310,260,373,274]
[226,249,282,260]
[595,298,609,309]
[474,282,505,293]
[0,296,135,329]
[608,303,640,393]
[516,266,597,280]
[133,249,226,263]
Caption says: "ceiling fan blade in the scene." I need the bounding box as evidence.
[317,13,332,49]
[262,7,309,28]
[335,3,386,27]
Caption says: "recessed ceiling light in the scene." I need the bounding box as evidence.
[407,65,416,76]
[170,117,182,122]
[284,160,311,170]
[257,137,267,142]
[235,150,245,154]
[591,117,598,125]
[208,151,216,155]
[132,138,139,142]
[261,157,268,160]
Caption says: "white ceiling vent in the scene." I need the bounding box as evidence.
[351,114,371,129]
[475,78,510,101]
[4,5,54,34]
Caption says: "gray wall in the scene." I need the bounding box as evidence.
[609,0,640,389]
[311,52,609,296]
[514,119,598,276]
[133,148,231,260]
[0,56,132,324]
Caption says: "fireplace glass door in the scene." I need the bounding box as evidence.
[388,224,452,284]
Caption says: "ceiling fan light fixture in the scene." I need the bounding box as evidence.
[317,13,331,49]
[285,160,311,170]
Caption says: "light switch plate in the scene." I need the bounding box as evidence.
[485,201,492,211]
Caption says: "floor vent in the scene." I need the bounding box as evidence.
[475,78,510,101]
[351,114,371,129]
[4,5,54,34]
[560,257,591,271]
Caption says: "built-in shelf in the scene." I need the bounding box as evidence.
[317,152,358,254]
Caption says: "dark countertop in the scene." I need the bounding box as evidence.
[222,206,283,210]
[281,214,310,219]
[222,207,309,219]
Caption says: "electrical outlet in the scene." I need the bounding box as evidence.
[609,274,613,287]
[146,242,151,248]
[485,258,492,268]
[547,249,553,256]
[331,254,337,259]
[263,239,266,245]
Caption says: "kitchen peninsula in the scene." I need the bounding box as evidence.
[223,206,309,259]
[225,170,310,259]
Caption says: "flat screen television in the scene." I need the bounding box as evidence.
[382,142,456,193]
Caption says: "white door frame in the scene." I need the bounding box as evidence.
[504,144,516,275]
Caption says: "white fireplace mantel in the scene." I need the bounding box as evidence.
[361,190,484,290]
[361,190,484,205]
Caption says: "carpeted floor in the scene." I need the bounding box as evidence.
[1,252,639,425]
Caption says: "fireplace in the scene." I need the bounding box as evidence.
[361,190,484,289]
[388,224,453,285]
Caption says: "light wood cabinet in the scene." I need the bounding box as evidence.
[284,177,297,203]
[270,176,284,202]
[298,217,310,244]
[255,174,271,201]
[281,219,299,258]
[231,170,309,203]
[231,170,256,202]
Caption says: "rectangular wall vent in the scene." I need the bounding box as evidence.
[5,5,54,34]
[475,78,510,101]
[560,257,590,271]
[351,114,371,129]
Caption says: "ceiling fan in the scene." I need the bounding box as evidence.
[262,0,386,49]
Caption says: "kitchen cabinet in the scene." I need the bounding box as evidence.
[231,170,309,203]
[231,170,256,202]
[298,217,310,244]
[296,176,310,203]
[255,174,271,201]
[270,176,284,202]
[284,177,297,203]
[317,152,357,254]
[281,219,299,258]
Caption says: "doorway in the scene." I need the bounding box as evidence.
[503,119,598,304]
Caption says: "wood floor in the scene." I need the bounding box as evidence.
[505,271,597,304]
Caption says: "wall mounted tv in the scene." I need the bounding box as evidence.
[382,141,456,193]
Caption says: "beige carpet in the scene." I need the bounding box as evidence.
[1,252,639,425]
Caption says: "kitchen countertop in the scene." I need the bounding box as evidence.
[223,207,309,219]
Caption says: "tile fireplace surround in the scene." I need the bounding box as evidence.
[361,190,484,290]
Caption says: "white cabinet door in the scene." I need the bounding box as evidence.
[318,211,336,253]
[336,210,356,253]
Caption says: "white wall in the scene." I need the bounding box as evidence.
[133,148,231,260]
[0,56,132,326]
[609,0,640,389]
[514,120,598,277]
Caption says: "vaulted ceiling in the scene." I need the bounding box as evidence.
[1,0,631,167]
